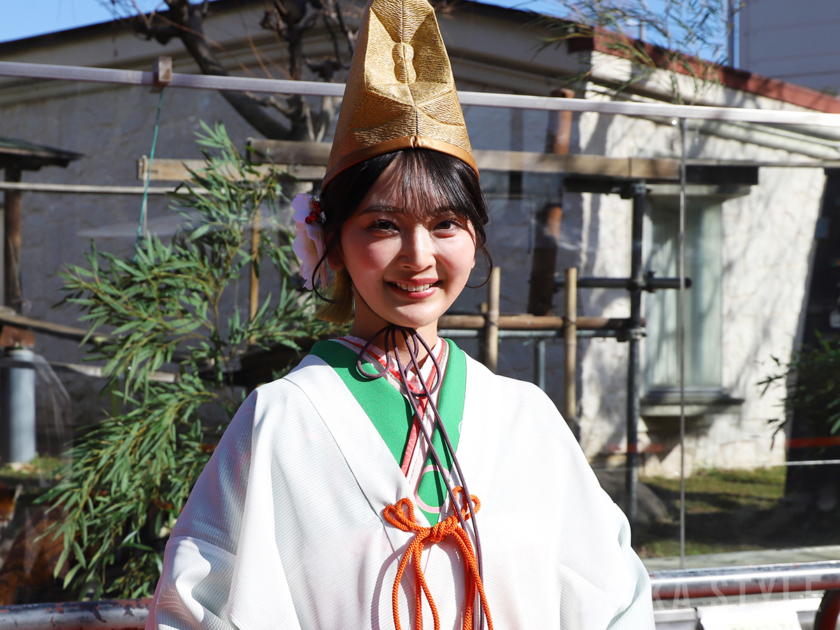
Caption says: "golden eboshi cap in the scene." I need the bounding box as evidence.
[322,0,478,187]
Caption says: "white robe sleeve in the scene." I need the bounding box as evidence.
[146,390,301,630]
[605,501,655,628]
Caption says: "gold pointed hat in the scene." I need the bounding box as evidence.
[322,0,478,187]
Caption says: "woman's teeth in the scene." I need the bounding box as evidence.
[394,282,434,293]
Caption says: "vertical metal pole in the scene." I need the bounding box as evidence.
[534,339,546,391]
[564,267,577,423]
[484,267,501,373]
[679,119,688,568]
[626,180,646,534]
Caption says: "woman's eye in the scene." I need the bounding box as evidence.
[367,219,398,232]
[435,218,463,231]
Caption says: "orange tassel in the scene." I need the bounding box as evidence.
[383,487,493,630]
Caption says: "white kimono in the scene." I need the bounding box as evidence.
[147,347,654,630]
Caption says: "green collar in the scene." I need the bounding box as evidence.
[309,339,467,523]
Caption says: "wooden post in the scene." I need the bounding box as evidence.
[249,211,261,322]
[484,267,501,373]
[564,267,577,423]
[4,167,22,312]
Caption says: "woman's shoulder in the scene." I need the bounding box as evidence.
[248,345,350,415]
[254,348,334,394]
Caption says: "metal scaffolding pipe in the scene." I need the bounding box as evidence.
[438,329,623,339]
[0,182,186,195]
[534,339,547,391]
[625,181,647,533]
[554,275,692,291]
[3,61,840,126]
[650,561,840,601]
[0,599,151,630]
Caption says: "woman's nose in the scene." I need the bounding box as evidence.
[400,227,434,269]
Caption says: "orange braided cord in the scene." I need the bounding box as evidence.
[382,487,493,630]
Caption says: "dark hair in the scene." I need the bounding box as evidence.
[313,149,492,323]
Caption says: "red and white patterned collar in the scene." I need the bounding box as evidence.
[332,335,447,395]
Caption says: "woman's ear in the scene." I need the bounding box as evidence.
[326,234,345,272]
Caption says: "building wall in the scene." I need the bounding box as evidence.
[740,0,840,94]
[0,2,830,477]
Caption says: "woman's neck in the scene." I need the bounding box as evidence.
[347,320,439,365]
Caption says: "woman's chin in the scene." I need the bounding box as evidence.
[368,303,446,333]
[388,309,442,333]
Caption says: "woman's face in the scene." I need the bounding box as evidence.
[331,159,477,341]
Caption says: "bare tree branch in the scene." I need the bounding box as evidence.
[537,0,734,103]
[104,0,356,141]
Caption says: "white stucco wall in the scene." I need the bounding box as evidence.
[0,4,830,476]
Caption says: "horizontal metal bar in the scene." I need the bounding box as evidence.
[0,359,35,369]
[650,560,840,601]
[0,61,344,98]
[50,361,179,383]
[0,599,150,630]
[0,182,202,195]
[438,328,624,339]
[758,459,840,467]
[555,276,693,291]
[2,61,840,126]
[687,158,840,168]
[439,313,636,330]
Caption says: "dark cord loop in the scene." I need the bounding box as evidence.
[353,324,485,629]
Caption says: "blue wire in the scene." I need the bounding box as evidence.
[136,90,165,258]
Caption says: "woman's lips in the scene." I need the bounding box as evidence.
[388,280,440,298]
[393,281,435,292]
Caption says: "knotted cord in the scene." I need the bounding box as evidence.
[383,489,493,630]
[356,324,487,630]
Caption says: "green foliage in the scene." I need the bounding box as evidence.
[760,333,840,439]
[44,122,338,598]
[537,0,733,103]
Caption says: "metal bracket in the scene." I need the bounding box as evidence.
[151,56,172,93]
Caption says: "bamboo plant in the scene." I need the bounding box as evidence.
[44,123,338,598]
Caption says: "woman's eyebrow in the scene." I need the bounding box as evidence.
[358,204,401,215]
[358,204,458,216]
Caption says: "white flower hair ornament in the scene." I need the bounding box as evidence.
[292,193,328,291]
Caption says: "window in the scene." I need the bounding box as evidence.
[645,198,723,390]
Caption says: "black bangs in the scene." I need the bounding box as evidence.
[319,149,490,252]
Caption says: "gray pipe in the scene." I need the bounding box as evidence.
[0,600,150,630]
[0,348,36,463]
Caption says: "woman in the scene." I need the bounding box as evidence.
[146,0,654,627]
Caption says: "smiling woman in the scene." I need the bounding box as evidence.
[319,149,487,342]
[144,0,655,627]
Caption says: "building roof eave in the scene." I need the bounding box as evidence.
[0,137,83,171]
[570,33,840,114]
